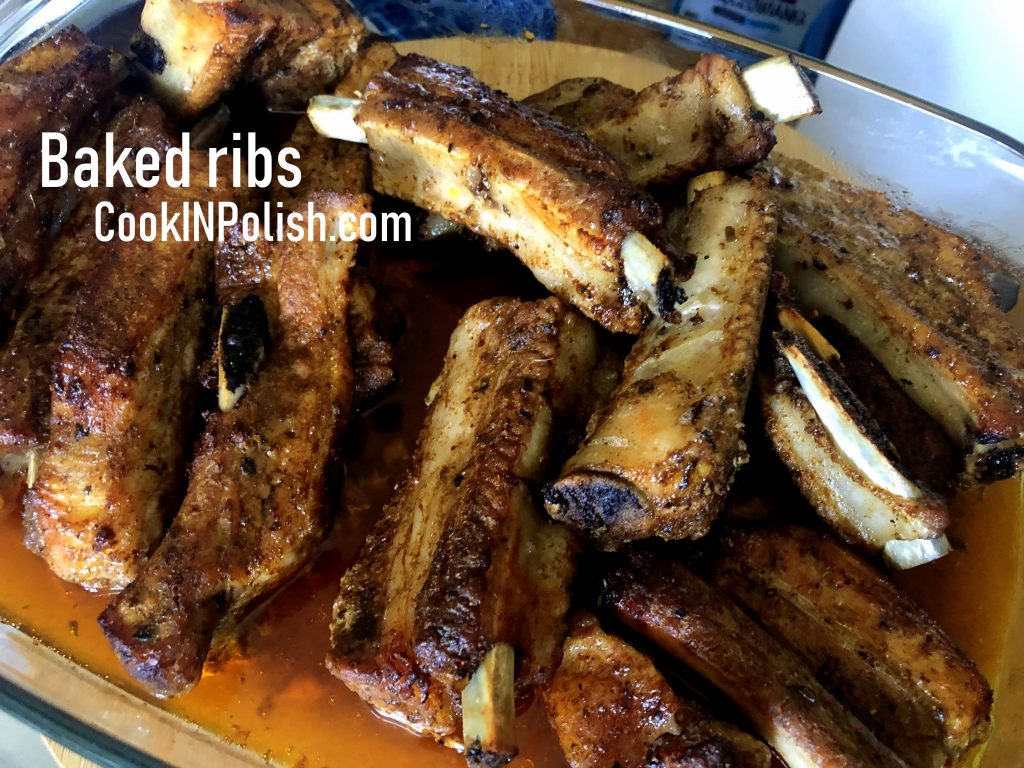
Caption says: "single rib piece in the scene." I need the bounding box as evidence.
[527,55,817,186]
[0,27,119,327]
[545,175,774,548]
[582,55,777,186]
[133,0,365,116]
[350,54,674,334]
[771,156,1024,483]
[542,612,769,768]
[713,526,992,768]
[762,302,951,568]
[99,192,366,695]
[0,99,175,518]
[328,297,598,765]
[604,551,907,768]
[24,152,250,592]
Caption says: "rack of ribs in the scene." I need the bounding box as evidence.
[328,296,598,766]
[542,611,770,768]
[132,0,365,116]
[545,174,775,548]
[771,156,1024,484]
[604,550,908,768]
[713,526,992,768]
[99,191,368,695]
[23,148,251,592]
[0,27,120,330]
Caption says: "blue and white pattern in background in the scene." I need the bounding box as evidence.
[348,0,557,41]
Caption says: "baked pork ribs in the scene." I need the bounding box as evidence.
[0,27,120,329]
[546,174,775,548]
[604,551,909,768]
[713,526,992,768]
[328,297,598,766]
[23,118,249,593]
[310,54,686,334]
[100,192,367,695]
[0,100,174,521]
[771,156,1024,483]
[133,0,365,116]
[525,54,818,185]
[542,612,770,768]
[761,297,952,568]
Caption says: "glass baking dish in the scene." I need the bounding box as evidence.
[0,1,1020,767]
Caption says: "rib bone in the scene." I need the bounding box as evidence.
[603,551,908,768]
[713,526,992,768]
[771,156,1024,483]
[545,175,775,548]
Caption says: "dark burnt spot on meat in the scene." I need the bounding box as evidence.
[130,35,166,75]
[93,525,115,551]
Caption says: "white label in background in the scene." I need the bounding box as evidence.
[673,0,834,51]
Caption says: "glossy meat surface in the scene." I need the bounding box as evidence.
[771,156,1024,483]
[99,192,366,695]
[0,100,174,517]
[0,27,118,327]
[328,297,597,759]
[527,56,776,185]
[542,612,769,768]
[546,177,774,547]
[604,551,907,768]
[713,526,992,768]
[134,0,365,116]
[356,54,665,333]
[25,151,249,592]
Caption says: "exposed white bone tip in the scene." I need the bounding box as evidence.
[883,535,951,569]
[307,95,368,144]
[742,55,821,124]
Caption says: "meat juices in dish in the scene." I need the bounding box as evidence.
[346,54,681,334]
[328,297,598,765]
[24,147,252,593]
[771,156,1024,484]
[760,300,952,568]
[100,192,368,696]
[604,551,908,768]
[542,612,770,768]
[0,99,175,520]
[0,26,120,329]
[546,175,775,548]
[713,526,992,768]
[133,0,365,116]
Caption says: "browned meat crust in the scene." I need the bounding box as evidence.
[0,99,174,518]
[133,0,365,116]
[348,268,400,409]
[523,77,636,128]
[545,177,775,548]
[0,27,119,329]
[356,54,665,334]
[541,612,769,768]
[23,152,251,592]
[713,526,992,768]
[604,551,907,768]
[328,297,597,758]
[527,56,776,185]
[99,192,366,696]
[771,156,1024,483]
